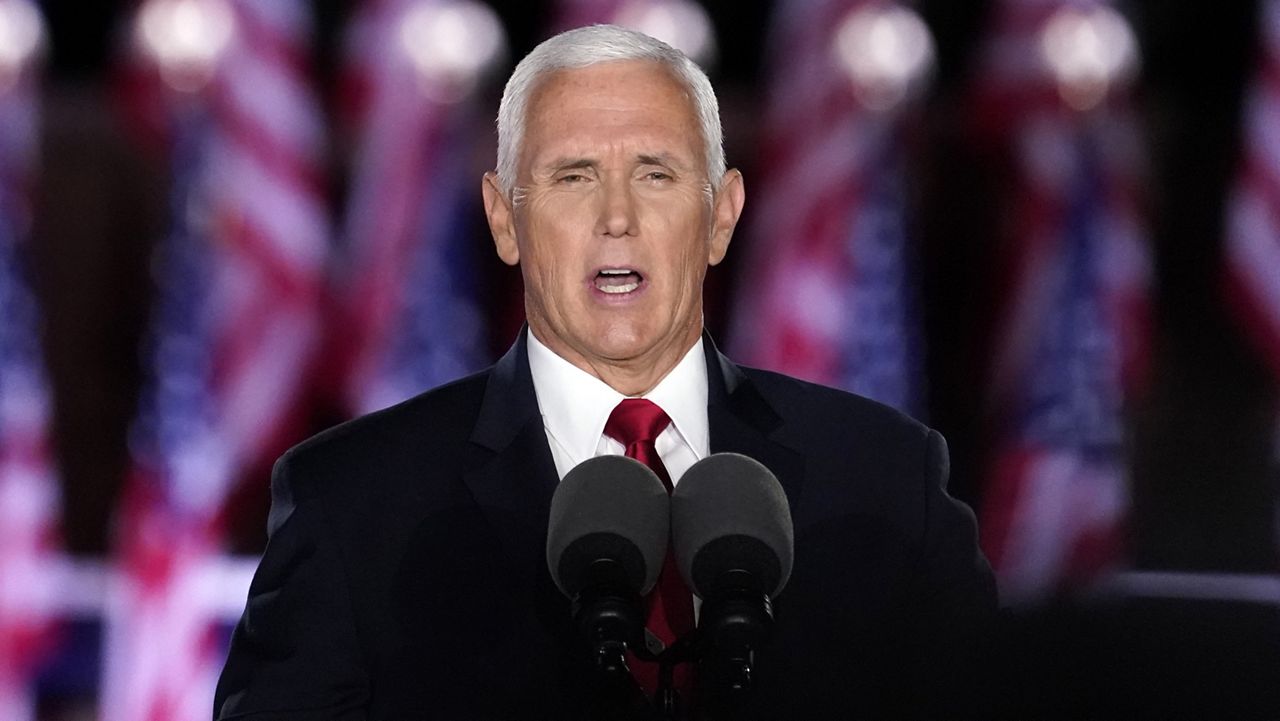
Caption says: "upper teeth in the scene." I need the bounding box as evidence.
[600,269,634,275]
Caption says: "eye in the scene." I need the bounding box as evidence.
[557,173,588,184]
[644,170,673,182]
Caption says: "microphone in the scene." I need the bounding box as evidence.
[670,452,794,693]
[546,455,670,676]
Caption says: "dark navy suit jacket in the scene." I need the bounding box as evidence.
[214,332,997,719]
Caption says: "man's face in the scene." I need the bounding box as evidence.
[483,60,744,390]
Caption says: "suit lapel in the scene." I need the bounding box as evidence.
[703,334,805,510]
[460,331,588,699]
[461,330,805,568]
[464,328,560,574]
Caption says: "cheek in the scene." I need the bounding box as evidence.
[519,221,585,297]
[527,190,596,225]
[653,219,713,282]
[638,197,712,260]
[523,194,595,251]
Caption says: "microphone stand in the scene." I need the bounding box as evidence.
[644,586,775,720]
[699,587,773,693]
[573,582,645,679]
[650,633,697,721]
[574,582,772,720]
[694,585,776,720]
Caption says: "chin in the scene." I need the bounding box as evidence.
[591,324,659,362]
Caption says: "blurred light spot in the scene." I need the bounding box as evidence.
[832,5,935,113]
[615,0,717,68]
[399,0,507,103]
[1040,5,1138,111]
[0,0,45,91]
[136,0,236,93]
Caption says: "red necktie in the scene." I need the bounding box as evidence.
[604,399,695,697]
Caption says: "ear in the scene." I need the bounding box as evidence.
[707,169,744,267]
[483,172,520,266]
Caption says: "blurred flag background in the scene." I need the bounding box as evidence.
[3,0,1278,718]
[0,6,62,720]
[728,0,931,418]
[1224,0,1280,481]
[100,2,331,719]
[967,0,1151,604]
[1225,0,1280,383]
[327,0,502,416]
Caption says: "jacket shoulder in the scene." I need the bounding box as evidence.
[738,365,933,445]
[274,369,491,500]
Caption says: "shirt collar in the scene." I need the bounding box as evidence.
[526,331,709,466]
[644,339,709,459]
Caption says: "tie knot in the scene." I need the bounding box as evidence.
[604,398,671,446]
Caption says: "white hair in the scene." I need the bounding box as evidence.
[495,24,725,196]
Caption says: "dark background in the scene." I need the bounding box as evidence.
[24,0,1280,715]
[35,0,1275,568]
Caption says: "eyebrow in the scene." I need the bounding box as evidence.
[549,158,597,172]
[543,153,684,174]
[636,153,676,167]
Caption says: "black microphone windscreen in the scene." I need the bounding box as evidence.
[546,455,670,597]
[670,453,794,599]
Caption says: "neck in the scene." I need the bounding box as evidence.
[528,326,701,397]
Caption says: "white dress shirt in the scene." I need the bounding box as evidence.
[526,331,710,484]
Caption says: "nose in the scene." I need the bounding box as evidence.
[595,176,638,238]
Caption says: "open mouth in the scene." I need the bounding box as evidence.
[594,268,643,294]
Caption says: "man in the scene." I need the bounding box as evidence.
[215,25,996,720]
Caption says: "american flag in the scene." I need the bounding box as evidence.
[1224,0,1280,383]
[727,0,926,417]
[331,0,492,415]
[972,0,1151,603]
[0,19,63,720]
[101,1,329,718]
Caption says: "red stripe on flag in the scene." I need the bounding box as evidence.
[1225,263,1280,380]
[229,2,311,83]
[218,209,322,301]
[208,83,327,199]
